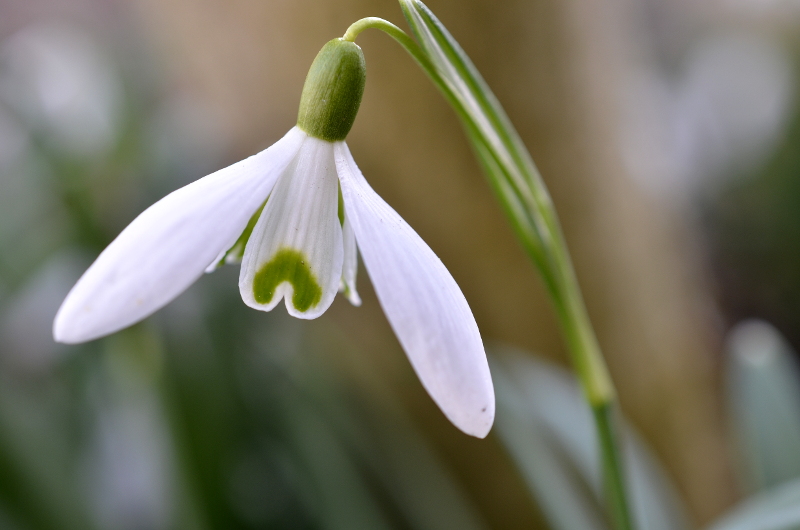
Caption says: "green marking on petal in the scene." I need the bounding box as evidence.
[337,184,345,226]
[253,248,323,312]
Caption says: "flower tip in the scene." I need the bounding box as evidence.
[456,398,495,439]
[52,311,83,344]
[433,372,495,438]
[52,298,112,344]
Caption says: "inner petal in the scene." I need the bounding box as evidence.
[339,213,361,306]
[253,248,322,312]
[239,137,343,319]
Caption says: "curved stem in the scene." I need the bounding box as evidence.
[342,18,441,82]
[343,17,398,42]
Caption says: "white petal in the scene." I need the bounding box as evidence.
[53,127,307,344]
[205,200,267,273]
[239,137,343,319]
[334,142,495,438]
[204,248,229,273]
[339,214,361,306]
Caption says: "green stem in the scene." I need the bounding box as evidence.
[538,184,632,530]
[343,18,438,80]
[595,404,635,530]
[346,15,633,530]
[549,232,614,407]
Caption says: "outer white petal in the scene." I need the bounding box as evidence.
[53,127,307,344]
[339,215,361,306]
[239,137,343,319]
[334,142,495,438]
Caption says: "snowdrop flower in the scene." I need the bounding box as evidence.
[53,38,494,437]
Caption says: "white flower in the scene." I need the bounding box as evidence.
[53,38,495,437]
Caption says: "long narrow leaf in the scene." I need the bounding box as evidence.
[398,0,557,274]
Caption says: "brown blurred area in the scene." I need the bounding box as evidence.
[0,0,753,526]
[120,0,737,525]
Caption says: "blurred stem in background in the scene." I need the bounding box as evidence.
[343,2,633,528]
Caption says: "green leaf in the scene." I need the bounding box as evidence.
[398,0,557,285]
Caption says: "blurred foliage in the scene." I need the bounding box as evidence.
[725,320,800,493]
[491,347,691,530]
[703,95,800,351]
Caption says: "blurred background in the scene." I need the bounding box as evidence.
[1,0,800,528]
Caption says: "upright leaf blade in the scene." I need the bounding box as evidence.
[398,0,556,279]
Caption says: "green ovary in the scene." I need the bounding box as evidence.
[253,248,323,312]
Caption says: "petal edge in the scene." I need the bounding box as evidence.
[335,142,494,437]
[54,127,306,343]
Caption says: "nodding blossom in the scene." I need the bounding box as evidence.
[54,38,494,437]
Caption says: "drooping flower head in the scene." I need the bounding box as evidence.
[54,37,495,437]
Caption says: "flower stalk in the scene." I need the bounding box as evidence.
[345,4,634,528]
